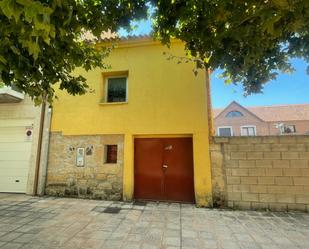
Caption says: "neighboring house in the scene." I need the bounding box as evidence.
[214,101,309,136]
[0,86,50,195]
[45,36,212,206]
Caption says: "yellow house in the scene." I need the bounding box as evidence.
[46,36,212,206]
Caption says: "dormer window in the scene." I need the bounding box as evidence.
[226,111,243,118]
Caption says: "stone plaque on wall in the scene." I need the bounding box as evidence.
[76,147,85,167]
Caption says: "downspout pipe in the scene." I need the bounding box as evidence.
[33,95,46,196]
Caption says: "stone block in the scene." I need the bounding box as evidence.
[258,177,275,185]
[268,203,288,211]
[294,177,309,186]
[265,168,283,176]
[290,160,308,168]
[227,192,242,201]
[255,160,272,168]
[287,203,307,211]
[261,137,278,144]
[263,152,281,159]
[283,168,302,176]
[271,144,289,152]
[226,176,241,184]
[241,177,258,184]
[276,194,295,203]
[259,193,276,202]
[225,160,239,168]
[295,195,309,204]
[272,160,290,168]
[233,184,250,193]
[231,152,247,159]
[232,169,248,176]
[288,144,306,152]
[249,185,267,193]
[233,201,252,210]
[238,144,255,151]
[281,152,299,159]
[254,144,271,151]
[299,152,309,159]
[267,185,288,194]
[248,169,265,176]
[242,193,259,202]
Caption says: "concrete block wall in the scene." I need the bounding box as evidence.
[210,136,309,212]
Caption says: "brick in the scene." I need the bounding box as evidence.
[287,203,307,211]
[255,160,272,168]
[231,152,246,159]
[262,137,278,144]
[290,159,309,168]
[250,185,267,193]
[248,168,265,176]
[232,185,250,193]
[271,144,289,151]
[254,144,271,151]
[232,169,248,176]
[228,192,241,201]
[274,177,293,185]
[288,144,306,152]
[294,177,309,185]
[247,152,263,159]
[259,193,276,202]
[242,193,259,202]
[238,160,256,168]
[226,176,240,184]
[241,177,258,184]
[299,152,309,159]
[269,203,288,211]
[283,168,302,176]
[225,160,239,168]
[265,168,283,176]
[258,177,275,184]
[276,194,295,203]
[272,160,290,168]
[281,152,299,159]
[264,152,281,159]
[238,144,255,151]
[295,195,309,204]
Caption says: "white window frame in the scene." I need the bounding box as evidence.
[217,126,233,136]
[240,125,257,136]
[105,75,128,103]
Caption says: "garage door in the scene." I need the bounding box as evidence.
[0,120,33,193]
[134,137,195,203]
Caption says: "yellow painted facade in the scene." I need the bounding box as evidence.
[50,37,212,206]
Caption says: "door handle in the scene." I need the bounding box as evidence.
[162,164,168,169]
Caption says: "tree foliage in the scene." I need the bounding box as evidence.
[151,0,309,95]
[0,0,147,103]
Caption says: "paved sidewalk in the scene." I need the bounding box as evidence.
[0,194,308,249]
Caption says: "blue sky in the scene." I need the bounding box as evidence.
[120,20,309,108]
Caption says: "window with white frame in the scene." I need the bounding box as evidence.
[241,126,256,136]
[218,127,233,136]
[283,124,296,134]
[105,76,127,103]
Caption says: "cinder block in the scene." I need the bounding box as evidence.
[255,160,272,168]
[226,176,241,184]
[254,144,271,151]
[295,195,309,204]
[232,169,248,176]
[283,168,302,176]
[258,177,275,184]
[269,203,288,211]
[242,193,259,202]
[238,144,255,151]
[264,152,281,159]
[282,152,299,159]
[227,192,242,201]
[231,152,247,159]
[288,144,306,152]
[276,194,295,203]
[247,152,263,159]
[290,160,308,168]
[294,177,309,186]
[241,176,258,184]
[287,203,307,211]
[250,185,267,193]
[233,184,250,193]
[262,137,279,144]
[225,160,239,168]
[299,152,309,159]
[272,160,290,168]
[248,168,265,176]
[259,193,276,202]
[271,144,289,151]
[265,168,283,176]
[238,160,256,168]
[274,177,293,186]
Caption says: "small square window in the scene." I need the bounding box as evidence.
[104,145,118,164]
[106,77,127,103]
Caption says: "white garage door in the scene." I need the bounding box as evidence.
[0,120,33,193]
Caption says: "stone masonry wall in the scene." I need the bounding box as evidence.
[46,132,124,200]
[210,136,309,212]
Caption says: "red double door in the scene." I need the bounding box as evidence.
[134,137,195,203]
